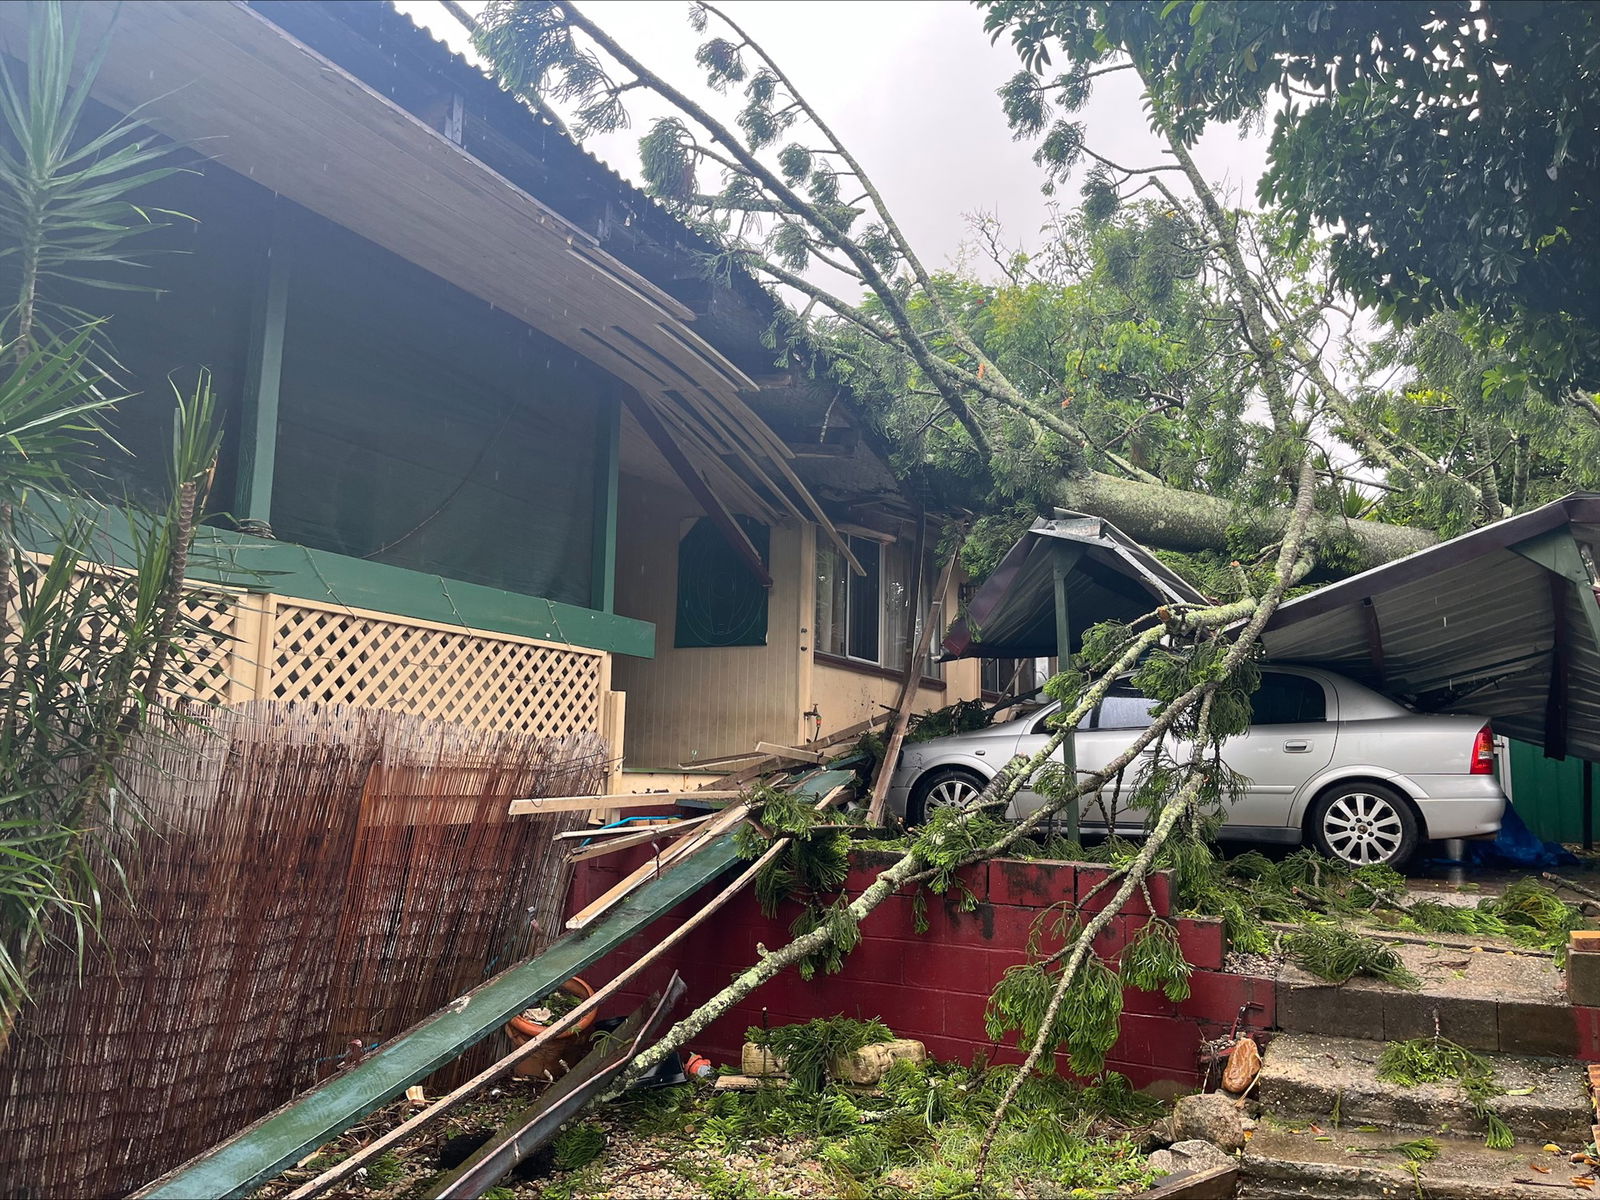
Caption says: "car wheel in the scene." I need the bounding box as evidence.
[908,767,988,827]
[1308,782,1419,868]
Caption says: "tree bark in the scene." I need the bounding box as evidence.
[1058,469,1438,574]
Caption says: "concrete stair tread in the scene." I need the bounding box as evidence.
[1258,1032,1590,1146]
[1276,940,1564,1004]
[1242,1126,1596,1200]
[1273,941,1571,1054]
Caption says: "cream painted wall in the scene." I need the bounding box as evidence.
[612,473,808,768]
[807,571,983,741]
[613,472,984,768]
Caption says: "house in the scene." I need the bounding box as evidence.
[1,0,988,777]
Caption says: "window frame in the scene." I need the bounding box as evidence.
[815,534,946,679]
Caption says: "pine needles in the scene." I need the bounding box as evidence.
[1285,925,1421,988]
[1377,1037,1512,1149]
[745,1015,892,1093]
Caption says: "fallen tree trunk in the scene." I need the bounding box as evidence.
[1060,470,1438,574]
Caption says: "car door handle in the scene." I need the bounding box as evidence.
[1283,739,1312,753]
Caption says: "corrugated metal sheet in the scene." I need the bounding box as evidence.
[943,512,1209,660]
[1262,494,1600,763]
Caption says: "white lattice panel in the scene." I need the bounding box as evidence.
[264,598,606,739]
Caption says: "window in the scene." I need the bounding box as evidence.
[1250,673,1327,725]
[815,536,943,676]
[1095,683,1160,730]
[982,657,1039,698]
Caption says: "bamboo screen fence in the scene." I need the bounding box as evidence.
[0,703,606,1199]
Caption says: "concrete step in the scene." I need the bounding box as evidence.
[1257,1032,1590,1146]
[1240,1126,1594,1200]
[1274,939,1571,1056]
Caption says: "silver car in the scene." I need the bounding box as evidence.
[889,664,1506,867]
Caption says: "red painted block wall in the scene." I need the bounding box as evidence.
[564,846,1271,1090]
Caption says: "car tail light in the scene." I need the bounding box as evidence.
[1470,724,1496,775]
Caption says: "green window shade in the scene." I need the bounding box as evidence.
[271,210,602,607]
[675,517,769,648]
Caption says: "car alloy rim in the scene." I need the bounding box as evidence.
[1322,792,1405,864]
[925,776,981,814]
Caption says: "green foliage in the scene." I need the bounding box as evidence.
[746,1015,893,1093]
[987,953,1123,1077]
[981,0,1600,397]
[1285,926,1419,989]
[909,805,1011,903]
[364,1152,404,1188]
[1378,1037,1511,1149]
[1120,919,1192,1002]
[551,1121,607,1171]
[0,2,220,1036]
[616,1053,1159,1198]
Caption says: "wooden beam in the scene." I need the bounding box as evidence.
[708,712,891,790]
[508,790,740,816]
[590,392,620,613]
[551,817,693,841]
[237,204,291,530]
[754,741,829,764]
[866,542,962,826]
[564,799,753,930]
[620,390,773,588]
[677,748,763,769]
[564,822,706,865]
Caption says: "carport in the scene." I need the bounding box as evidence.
[941,511,1210,838]
[943,496,1600,846]
[1260,492,1600,844]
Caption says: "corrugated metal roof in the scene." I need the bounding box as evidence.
[1262,493,1600,762]
[942,511,1209,660]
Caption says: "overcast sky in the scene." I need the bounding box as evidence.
[394,0,1269,275]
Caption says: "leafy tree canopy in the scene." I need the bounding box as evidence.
[981,1,1600,394]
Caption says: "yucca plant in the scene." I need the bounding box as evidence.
[0,2,218,1049]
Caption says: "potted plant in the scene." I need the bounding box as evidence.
[503,977,596,1078]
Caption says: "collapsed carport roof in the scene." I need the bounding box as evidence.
[942,512,1209,661]
[1260,493,1600,763]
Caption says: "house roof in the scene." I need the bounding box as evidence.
[0,0,907,554]
[248,0,909,523]
[1260,492,1600,762]
[941,512,1210,660]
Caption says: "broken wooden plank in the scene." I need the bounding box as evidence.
[676,748,764,769]
[564,822,710,865]
[551,817,691,841]
[509,790,740,816]
[564,800,754,931]
[754,741,829,764]
[708,715,890,790]
[565,770,857,932]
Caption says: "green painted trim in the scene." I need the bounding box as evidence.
[591,391,620,613]
[23,502,655,659]
[1511,529,1600,648]
[131,836,746,1200]
[211,534,654,658]
[237,206,290,527]
[1053,543,1084,844]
